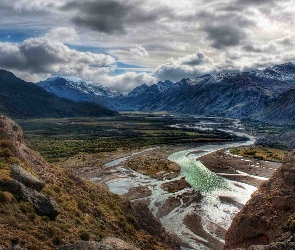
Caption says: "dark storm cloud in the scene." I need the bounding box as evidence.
[62,1,129,34]
[203,25,247,49]
[62,0,172,34]
[196,9,255,49]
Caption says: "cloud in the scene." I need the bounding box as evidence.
[0,0,295,92]
[130,45,149,58]
[1,0,63,12]
[165,40,190,51]
[204,25,247,49]
[154,52,216,81]
[100,72,157,93]
[45,27,78,43]
[62,0,172,35]
[0,36,115,79]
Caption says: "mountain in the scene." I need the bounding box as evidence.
[251,62,295,81]
[116,79,189,111]
[254,89,295,125]
[35,62,295,125]
[0,114,180,249]
[225,151,295,249]
[133,63,295,124]
[37,77,123,109]
[140,73,295,117]
[0,70,118,118]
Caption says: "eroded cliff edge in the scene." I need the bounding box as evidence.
[225,151,295,249]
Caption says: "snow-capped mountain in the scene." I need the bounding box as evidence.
[127,62,295,124]
[0,70,118,118]
[251,62,295,81]
[38,77,122,98]
[37,62,295,125]
[37,77,123,109]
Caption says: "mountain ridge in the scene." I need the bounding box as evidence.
[9,62,295,125]
[0,70,119,118]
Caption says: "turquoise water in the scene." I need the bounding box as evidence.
[169,150,228,193]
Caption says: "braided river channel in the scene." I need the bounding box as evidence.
[103,118,268,249]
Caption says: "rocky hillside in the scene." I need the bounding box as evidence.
[0,114,180,250]
[224,151,295,249]
[254,89,295,125]
[0,70,118,118]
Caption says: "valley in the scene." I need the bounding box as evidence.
[16,113,285,249]
[1,63,294,249]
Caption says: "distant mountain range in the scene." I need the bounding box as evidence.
[1,62,295,124]
[36,62,295,125]
[0,70,118,118]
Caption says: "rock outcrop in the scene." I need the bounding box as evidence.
[224,151,295,249]
[0,116,60,220]
[10,164,45,192]
[0,179,60,219]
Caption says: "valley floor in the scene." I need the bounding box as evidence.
[61,142,281,249]
[17,114,286,249]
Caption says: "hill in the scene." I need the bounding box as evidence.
[0,114,180,249]
[0,70,118,118]
[225,150,295,249]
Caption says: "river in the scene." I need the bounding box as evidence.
[105,119,261,249]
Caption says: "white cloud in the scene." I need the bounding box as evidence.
[99,72,157,93]
[0,36,115,80]
[130,45,149,58]
[45,27,78,43]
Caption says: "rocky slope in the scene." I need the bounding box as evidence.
[0,114,180,250]
[0,70,118,118]
[224,151,295,249]
[254,89,295,125]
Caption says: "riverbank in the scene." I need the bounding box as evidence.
[199,150,281,187]
[61,138,282,249]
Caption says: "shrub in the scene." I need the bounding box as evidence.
[0,191,14,203]
[287,215,295,232]
[19,202,35,214]
[79,231,90,241]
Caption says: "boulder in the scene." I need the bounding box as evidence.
[0,179,60,220]
[10,164,45,192]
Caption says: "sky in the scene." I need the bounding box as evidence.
[0,0,294,92]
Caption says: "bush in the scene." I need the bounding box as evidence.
[19,202,35,214]
[0,191,13,203]
[79,231,90,241]
[287,215,295,232]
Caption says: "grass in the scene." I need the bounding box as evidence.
[230,145,290,162]
[17,114,244,162]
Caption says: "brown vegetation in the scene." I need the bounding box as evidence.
[0,114,180,250]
